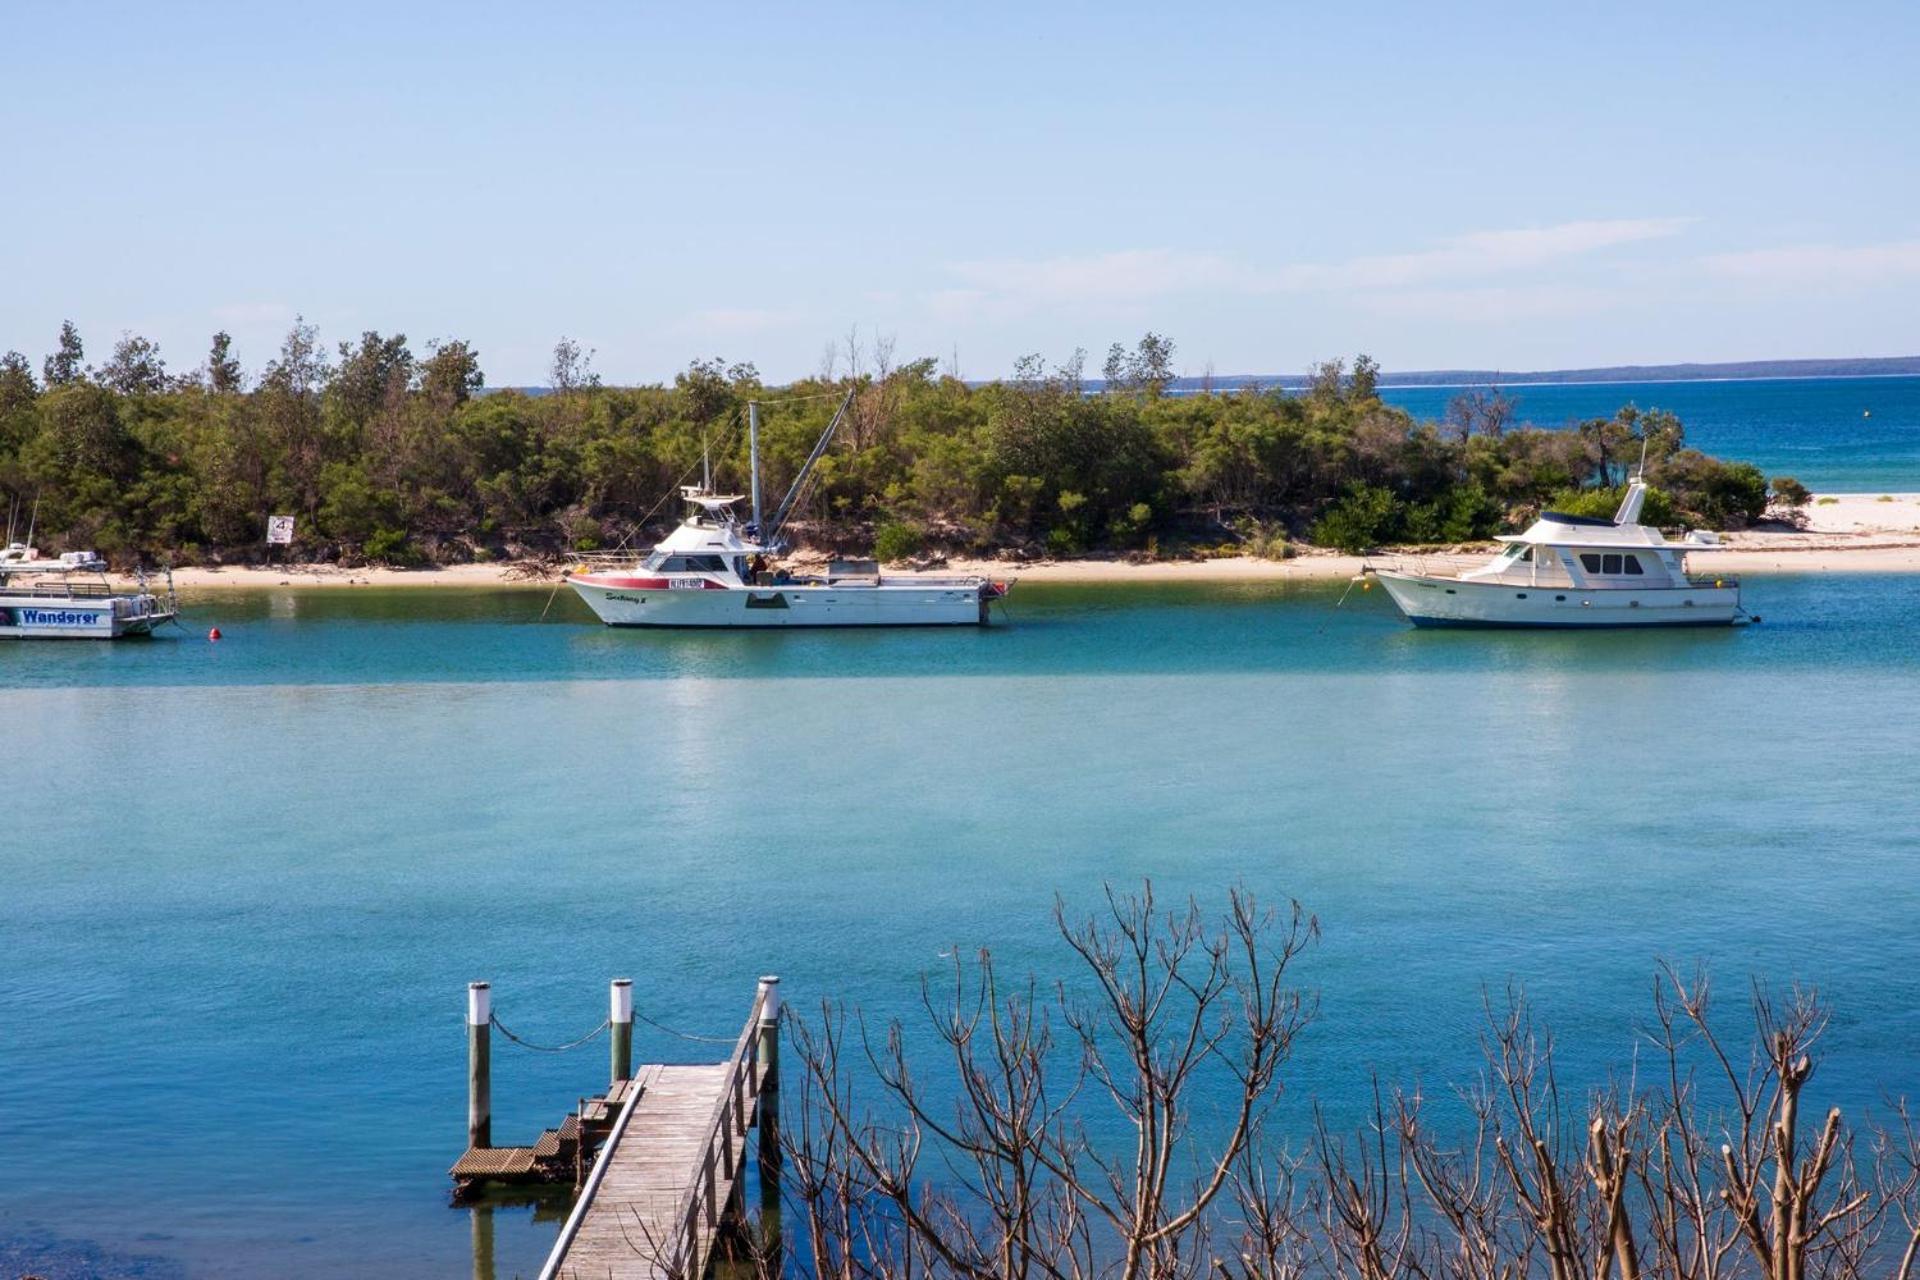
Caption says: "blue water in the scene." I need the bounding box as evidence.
[1379,375,1920,491]
[4,580,1920,1278]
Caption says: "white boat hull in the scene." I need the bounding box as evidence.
[1372,571,1740,628]
[569,575,997,628]
[0,596,175,639]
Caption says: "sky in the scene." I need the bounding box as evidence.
[2,0,1917,386]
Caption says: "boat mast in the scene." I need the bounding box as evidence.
[748,401,763,536]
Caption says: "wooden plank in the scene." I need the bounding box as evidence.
[552,1063,747,1279]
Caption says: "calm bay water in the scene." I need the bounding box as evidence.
[4,578,1920,1278]
[1378,375,1920,491]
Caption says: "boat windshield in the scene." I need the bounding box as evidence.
[1501,544,1533,562]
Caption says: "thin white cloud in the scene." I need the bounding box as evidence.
[675,306,810,337]
[1353,284,1633,321]
[926,220,1692,318]
[1270,218,1696,292]
[1702,239,1920,287]
[944,249,1237,305]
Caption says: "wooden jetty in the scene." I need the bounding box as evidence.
[451,975,781,1280]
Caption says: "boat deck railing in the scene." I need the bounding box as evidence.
[0,579,122,599]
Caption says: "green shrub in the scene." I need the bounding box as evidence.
[1310,484,1402,553]
[872,519,923,563]
[363,527,421,565]
[1544,484,1678,529]
[1770,476,1812,509]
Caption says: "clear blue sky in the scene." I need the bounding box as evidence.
[2,1,1915,385]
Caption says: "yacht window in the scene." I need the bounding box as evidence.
[643,551,669,570]
[1602,554,1622,575]
[1622,554,1644,575]
[684,555,727,573]
[657,556,689,572]
[1580,553,1602,573]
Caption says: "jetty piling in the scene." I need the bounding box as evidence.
[467,981,491,1150]
[610,977,633,1084]
[452,975,783,1277]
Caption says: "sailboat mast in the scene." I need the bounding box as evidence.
[748,401,763,536]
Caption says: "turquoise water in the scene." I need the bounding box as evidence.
[1379,375,1920,491]
[4,580,1920,1278]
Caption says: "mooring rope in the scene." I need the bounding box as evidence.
[634,1009,736,1045]
[489,1013,610,1053]
[486,1008,740,1051]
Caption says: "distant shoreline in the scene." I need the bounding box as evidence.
[126,493,1920,589]
[1138,356,1920,393]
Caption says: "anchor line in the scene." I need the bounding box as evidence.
[489,1014,610,1053]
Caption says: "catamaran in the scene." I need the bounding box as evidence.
[0,544,178,639]
[1364,476,1744,628]
[568,394,1010,628]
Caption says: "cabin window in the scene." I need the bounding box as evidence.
[1579,553,1636,575]
[684,555,727,572]
[643,551,669,570]
[1503,544,1533,562]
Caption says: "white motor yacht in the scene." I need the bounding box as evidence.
[568,394,1010,629]
[0,544,178,639]
[1365,478,1742,628]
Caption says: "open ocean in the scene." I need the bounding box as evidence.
[3,571,1919,1278]
[1377,375,1920,491]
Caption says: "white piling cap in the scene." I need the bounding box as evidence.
[758,974,781,1022]
[610,978,633,1024]
[467,981,491,1026]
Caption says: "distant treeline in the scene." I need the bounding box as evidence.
[0,322,1787,565]
[1129,353,1920,392]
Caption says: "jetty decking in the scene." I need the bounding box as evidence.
[538,981,778,1280]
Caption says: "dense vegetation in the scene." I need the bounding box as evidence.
[0,322,1785,566]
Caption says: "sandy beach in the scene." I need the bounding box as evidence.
[124,492,1920,589]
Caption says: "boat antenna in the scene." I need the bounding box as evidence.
[5,496,14,545]
[702,433,712,493]
[23,493,38,548]
[1635,434,1650,482]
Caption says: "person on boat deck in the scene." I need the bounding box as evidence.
[748,553,767,584]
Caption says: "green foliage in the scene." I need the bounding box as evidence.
[1311,484,1403,553]
[873,519,923,563]
[362,527,421,565]
[1544,484,1678,529]
[43,320,84,388]
[0,320,1780,565]
[1770,475,1812,509]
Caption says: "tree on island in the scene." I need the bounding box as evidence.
[43,319,85,387]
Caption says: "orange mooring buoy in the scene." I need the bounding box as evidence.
[208,627,222,641]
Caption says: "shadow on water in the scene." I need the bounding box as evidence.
[0,1228,187,1280]
[0,573,1910,690]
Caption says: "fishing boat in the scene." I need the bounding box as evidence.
[0,544,179,639]
[1363,476,1743,628]
[568,394,1010,628]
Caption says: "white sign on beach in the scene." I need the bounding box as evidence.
[266,515,296,545]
